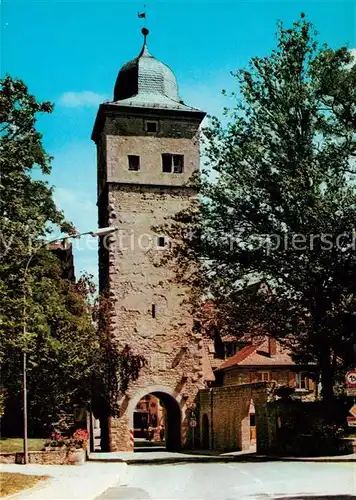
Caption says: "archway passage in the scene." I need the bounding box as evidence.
[240,399,257,451]
[133,391,181,452]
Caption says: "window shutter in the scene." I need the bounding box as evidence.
[173,154,184,173]
[250,371,258,383]
[288,371,296,387]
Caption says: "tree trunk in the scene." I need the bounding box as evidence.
[99,412,111,452]
[319,347,335,422]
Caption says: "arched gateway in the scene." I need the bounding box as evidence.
[128,386,181,451]
[92,28,206,451]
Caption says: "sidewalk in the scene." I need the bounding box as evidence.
[0,461,127,499]
[88,449,356,465]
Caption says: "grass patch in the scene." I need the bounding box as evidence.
[0,472,48,497]
[0,438,44,453]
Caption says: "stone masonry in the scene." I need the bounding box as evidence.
[92,32,206,450]
[199,383,269,453]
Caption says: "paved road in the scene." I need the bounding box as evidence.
[96,461,356,500]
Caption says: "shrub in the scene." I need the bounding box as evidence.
[43,429,88,451]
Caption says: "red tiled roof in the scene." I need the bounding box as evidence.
[218,339,295,371]
[219,344,258,370]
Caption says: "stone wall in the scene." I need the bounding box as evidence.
[106,135,199,187]
[260,400,351,456]
[95,108,205,452]
[198,383,269,453]
[0,449,85,465]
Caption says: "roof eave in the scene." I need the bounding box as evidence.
[91,102,206,143]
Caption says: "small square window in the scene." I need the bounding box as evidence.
[157,236,166,247]
[162,153,172,173]
[173,154,184,173]
[146,121,158,133]
[257,372,270,382]
[151,304,156,318]
[162,153,184,173]
[295,372,309,390]
[128,155,140,171]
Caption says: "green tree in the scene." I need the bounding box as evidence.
[0,78,145,437]
[0,76,97,433]
[166,16,356,410]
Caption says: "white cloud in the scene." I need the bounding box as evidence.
[53,186,98,284]
[180,70,239,128]
[58,90,108,108]
[54,187,97,233]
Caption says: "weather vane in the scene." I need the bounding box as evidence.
[137,3,147,22]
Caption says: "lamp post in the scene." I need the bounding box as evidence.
[22,226,117,464]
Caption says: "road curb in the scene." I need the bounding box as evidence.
[88,454,356,465]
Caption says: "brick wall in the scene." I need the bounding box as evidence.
[199,383,269,452]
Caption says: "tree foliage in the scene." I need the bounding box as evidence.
[0,77,145,436]
[165,16,356,406]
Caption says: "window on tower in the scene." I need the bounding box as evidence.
[162,153,172,173]
[128,155,140,171]
[146,121,158,133]
[161,154,184,173]
[173,155,184,173]
[157,236,166,247]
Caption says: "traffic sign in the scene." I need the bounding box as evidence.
[345,371,356,387]
[189,419,197,428]
[347,416,356,427]
[349,405,356,418]
[186,408,197,418]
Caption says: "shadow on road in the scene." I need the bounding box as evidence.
[96,486,148,499]
[265,496,356,499]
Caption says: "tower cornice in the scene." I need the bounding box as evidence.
[91,102,206,143]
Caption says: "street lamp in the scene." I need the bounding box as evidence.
[22,226,117,464]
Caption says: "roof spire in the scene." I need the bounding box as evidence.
[139,27,151,57]
[142,27,149,44]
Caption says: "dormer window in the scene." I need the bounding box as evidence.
[162,154,184,173]
[128,155,140,171]
[224,342,237,358]
[146,121,158,133]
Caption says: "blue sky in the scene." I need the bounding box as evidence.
[2,0,355,281]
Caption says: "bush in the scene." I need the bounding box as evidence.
[43,429,88,451]
[311,421,344,439]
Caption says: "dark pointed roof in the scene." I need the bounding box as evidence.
[112,28,202,112]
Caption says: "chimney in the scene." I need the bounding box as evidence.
[268,337,277,357]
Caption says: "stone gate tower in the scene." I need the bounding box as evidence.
[92,28,206,451]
